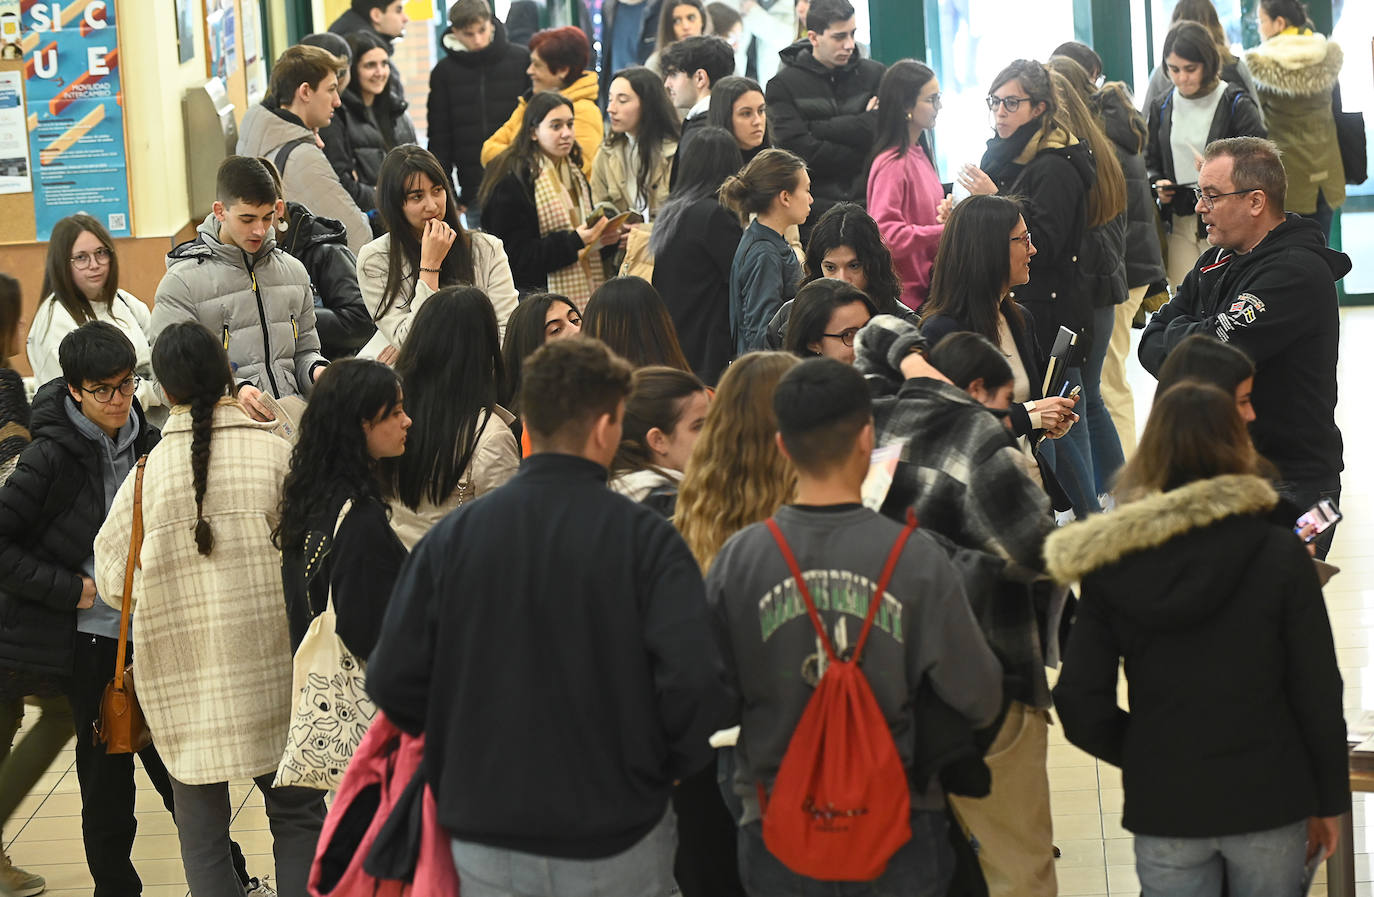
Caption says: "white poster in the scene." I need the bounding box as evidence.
[242,0,261,65]
[0,69,31,195]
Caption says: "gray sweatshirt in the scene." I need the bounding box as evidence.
[66,401,141,639]
[706,504,1003,822]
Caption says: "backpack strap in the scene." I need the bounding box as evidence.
[273,136,314,178]
[763,507,918,666]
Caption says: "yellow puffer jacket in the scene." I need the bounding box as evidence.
[481,71,605,178]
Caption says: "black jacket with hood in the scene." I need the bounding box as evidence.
[1048,474,1348,837]
[278,201,376,359]
[320,87,417,212]
[428,20,530,207]
[1139,214,1348,482]
[981,120,1097,357]
[0,382,158,676]
[766,40,884,229]
[1096,87,1166,292]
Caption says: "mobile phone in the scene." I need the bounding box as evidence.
[1295,498,1342,542]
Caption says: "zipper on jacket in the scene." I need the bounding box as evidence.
[222,325,229,349]
[291,314,298,341]
[244,253,282,398]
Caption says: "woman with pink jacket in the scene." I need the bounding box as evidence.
[866,60,951,310]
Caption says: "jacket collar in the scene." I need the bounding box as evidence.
[518,452,610,483]
[1044,474,1277,583]
[168,213,278,269]
[161,399,277,436]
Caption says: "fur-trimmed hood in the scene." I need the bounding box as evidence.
[1046,475,1280,629]
[1246,33,1343,97]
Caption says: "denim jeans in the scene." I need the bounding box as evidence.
[1040,369,1100,516]
[1082,305,1125,495]
[1134,819,1308,897]
[450,807,679,897]
[737,809,953,897]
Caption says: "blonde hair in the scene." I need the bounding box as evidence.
[1048,67,1127,229]
[675,352,800,571]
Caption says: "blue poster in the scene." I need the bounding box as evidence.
[21,0,130,239]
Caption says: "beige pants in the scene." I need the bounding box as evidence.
[1166,214,1211,288]
[948,701,1056,897]
[1100,285,1147,459]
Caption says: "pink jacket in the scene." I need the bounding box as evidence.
[867,146,945,310]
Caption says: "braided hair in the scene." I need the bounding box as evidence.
[149,323,235,556]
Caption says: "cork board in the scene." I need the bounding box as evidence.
[0,58,38,245]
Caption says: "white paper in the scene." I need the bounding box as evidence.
[0,70,31,195]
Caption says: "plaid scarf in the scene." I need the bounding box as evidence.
[532,157,603,309]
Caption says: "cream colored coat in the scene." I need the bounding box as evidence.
[94,402,293,785]
[387,406,519,549]
[590,136,678,219]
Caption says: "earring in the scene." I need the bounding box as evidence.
[277,219,288,232]
[906,113,912,121]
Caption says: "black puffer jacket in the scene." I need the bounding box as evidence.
[766,40,884,229]
[328,11,406,107]
[428,21,530,207]
[320,88,418,212]
[1097,87,1166,291]
[983,121,1097,357]
[0,381,158,676]
[278,201,376,359]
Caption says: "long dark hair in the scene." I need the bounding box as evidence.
[274,359,403,551]
[41,214,120,325]
[801,203,903,310]
[655,0,711,53]
[374,146,475,324]
[1116,380,1259,500]
[344,30,407,143]
[150,323,235,556]
[500,293,579,413]
[604,67,682,204]
[477,92,584,208]
[0,274,22,371]
[583,277,692,371]
[1155,333,1256,398]
[707,76,770,150]
[871,60,936,165]
[783,279,876,357]
[612,365,707,477]
[650,126,743,256]
[922,194,1025,345]
[387,287,505,508]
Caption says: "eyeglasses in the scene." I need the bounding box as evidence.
[1010,231,1033,248]
[70,247,112,270]
[78,376,139,404]
[986,95,1032,112]
[1193,187,1260,210]
[925,93,942,108]
[822,327,862,347]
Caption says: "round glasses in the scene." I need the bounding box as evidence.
[822,327,862,347]
[78,376,139,404]
[70,247,112,270]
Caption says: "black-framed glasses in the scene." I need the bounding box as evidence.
[822,327,862,347]
[1193,187,1259,210]
[986,95,1032,112]
[70,247,112,270]
[1010,231,1033,248]
[78,376,139,404]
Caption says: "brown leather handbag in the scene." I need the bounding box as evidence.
[93,456,151,754]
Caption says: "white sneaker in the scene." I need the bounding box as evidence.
[0,854,44,897]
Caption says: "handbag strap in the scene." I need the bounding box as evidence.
[113,456,147,689]
[763,506,917,665]
[322,499,352,616]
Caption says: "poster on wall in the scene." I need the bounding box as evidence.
[21,0,131,239]
[0,70,31,194]
[175,0,196,64]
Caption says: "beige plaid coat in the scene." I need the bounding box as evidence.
[94,401,294,785]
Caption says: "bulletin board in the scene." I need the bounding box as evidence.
[0,0,133,245]
[204,0,265,126]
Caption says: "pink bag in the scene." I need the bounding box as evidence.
[308,712,459,897]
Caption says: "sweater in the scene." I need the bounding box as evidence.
[706,504,1003,822]
[481,71,605,179]
[355,229,518,357]
[1047,474,1349,836]
[152,215,326,401]
[1139,215,1348,482]
[866,146,944,310]
[92,402,292,785]
[427,21,531,207]
[729,219,801,355]
[366,453,728,858]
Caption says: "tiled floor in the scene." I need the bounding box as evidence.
[3,310,1373,896]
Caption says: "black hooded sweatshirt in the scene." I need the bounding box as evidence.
[278,201,376,359]
[1139,214,1349,483]
[1048,474,1348,837]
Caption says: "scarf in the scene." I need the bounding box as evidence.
[979,119,1079,190]
[532,156,603,309]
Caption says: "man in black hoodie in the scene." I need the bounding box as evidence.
[428,0,530,226]
[1140,136,1350,557]
[368,337,727,896]
[765,0,883,236]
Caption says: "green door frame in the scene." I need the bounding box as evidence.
[867,0,929,64]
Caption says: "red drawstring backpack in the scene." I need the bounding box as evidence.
[308,712,459,897]
[757,510,916,882]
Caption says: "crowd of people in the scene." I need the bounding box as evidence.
[0,0,1359,895]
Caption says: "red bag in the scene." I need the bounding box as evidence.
[757,512,916,882]
[308,712,458,897]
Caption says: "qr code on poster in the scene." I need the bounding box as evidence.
[107,213,126,231]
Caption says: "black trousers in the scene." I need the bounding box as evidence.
[65,633,249,897]
[1277,476,1342,561]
